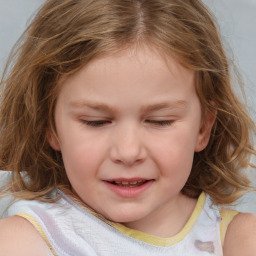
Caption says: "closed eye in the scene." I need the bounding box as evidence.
[81,120,112,127]
[145,120,173,127]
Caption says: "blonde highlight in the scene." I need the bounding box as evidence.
[0,0,255,205]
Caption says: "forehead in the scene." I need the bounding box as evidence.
[57,45,196,109]
[63,45,194,86]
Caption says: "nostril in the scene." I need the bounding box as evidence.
[113,157,145,166]
[109,143,147,166]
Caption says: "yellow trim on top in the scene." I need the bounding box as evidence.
[219,209,239,246]
[106,192,206,247]
[16,213,57,256]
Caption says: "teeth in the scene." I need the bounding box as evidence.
[112,180,146,187]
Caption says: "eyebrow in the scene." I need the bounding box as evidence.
[69,100,188,113]
[69,100,115,112]
[140,100,188,113]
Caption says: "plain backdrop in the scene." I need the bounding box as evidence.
[0,0,256,213]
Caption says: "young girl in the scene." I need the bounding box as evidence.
[0,0,256,255]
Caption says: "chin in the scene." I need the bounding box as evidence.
[104,209,146,224]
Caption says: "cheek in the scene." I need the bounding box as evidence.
[59,134,106,181]
[62,144,101,170]
[150,130,197,175]
[62,146,101,197]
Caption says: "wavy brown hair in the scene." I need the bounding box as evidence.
[0,0,255,205]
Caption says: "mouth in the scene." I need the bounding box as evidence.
[104,179,154,198]
[107,180,149,188]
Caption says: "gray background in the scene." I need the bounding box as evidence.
[0,0,256,213]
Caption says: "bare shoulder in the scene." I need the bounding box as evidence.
[0,216,52,256]
[223,212,256,256]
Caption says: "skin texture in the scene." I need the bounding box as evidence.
[0,46,256,254]
[48,46,214,236]
[0,216,52,256]
[223,213,256,255]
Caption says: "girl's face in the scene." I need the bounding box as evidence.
[49,46,213,229]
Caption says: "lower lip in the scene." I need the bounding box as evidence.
[104,180,154,198]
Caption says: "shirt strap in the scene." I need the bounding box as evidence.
[219,209,239,246]
[16,213,57,256]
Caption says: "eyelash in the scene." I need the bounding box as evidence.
[81,120,111,127]
[145,120,173,127]
[81,119,173,127]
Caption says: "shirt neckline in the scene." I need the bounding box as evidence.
[58,189,206,247]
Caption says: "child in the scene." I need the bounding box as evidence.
[0,0,256,255]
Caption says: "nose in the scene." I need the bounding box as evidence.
[109,123,147,166]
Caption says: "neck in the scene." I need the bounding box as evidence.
[122,194,197,238]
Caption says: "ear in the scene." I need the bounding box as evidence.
[47,131,61,151]
[195,106,216,152]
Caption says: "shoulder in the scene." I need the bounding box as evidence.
[223,212,256,255]
[0,216,52,256]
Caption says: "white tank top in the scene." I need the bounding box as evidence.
[5,191,229,255]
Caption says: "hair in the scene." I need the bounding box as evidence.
[0,0,255,205]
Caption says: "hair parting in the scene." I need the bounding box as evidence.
[0,0,255,205]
